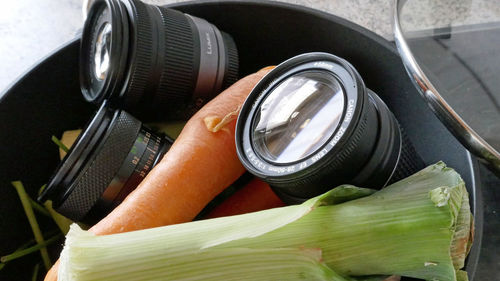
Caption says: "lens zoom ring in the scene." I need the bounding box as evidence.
[331,115,368,169]
[57,111,141,221]
[221,31,239,90]
[391,127,425,182]
[155,8,196,103]
[124,0,154,107]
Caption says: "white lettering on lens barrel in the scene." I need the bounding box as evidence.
[330,126,346,146]
[311,148,328,162]
[247,150,266,170]
[313,61,333,70]
[344,99,355,122]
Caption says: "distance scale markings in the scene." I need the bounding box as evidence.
[112,131,162,206]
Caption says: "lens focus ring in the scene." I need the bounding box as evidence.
[122,0,155,107]
[155,7,197,105]
[57,110,141,221]
[221,32,239,90]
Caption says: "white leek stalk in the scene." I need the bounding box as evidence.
[59,162,473,281]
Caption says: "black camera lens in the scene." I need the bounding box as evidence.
[80,0,239,120]
[236,52,424,203]
[38,103,172,224]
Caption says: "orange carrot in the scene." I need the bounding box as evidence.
[44,67,273,281]
[204,178,285,219]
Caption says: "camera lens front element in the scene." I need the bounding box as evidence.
[94,22,112,81]
[252,71,345,164]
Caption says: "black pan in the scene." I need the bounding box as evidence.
[0,1,483,280]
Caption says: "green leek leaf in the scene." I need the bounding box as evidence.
[59,162,472,281]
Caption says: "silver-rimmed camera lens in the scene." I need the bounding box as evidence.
[252,71,345,164]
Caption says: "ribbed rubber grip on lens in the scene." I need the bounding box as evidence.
[123,0,155,108]
[221,31,239,89]
[390,128,425,182]
[155,7,197,104]
[57,111,141,221]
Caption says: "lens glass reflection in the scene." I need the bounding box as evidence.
[253,71,345,164]
[94,22,112,81]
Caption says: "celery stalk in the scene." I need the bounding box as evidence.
[1,234,62,263]
[58,162,472,281]
[11,181,52,271]
[32,263,40,281]
[51,135,69,153]
[29,197,50,217]
[44,200,72,234]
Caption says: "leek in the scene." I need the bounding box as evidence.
[58,162,472,281]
